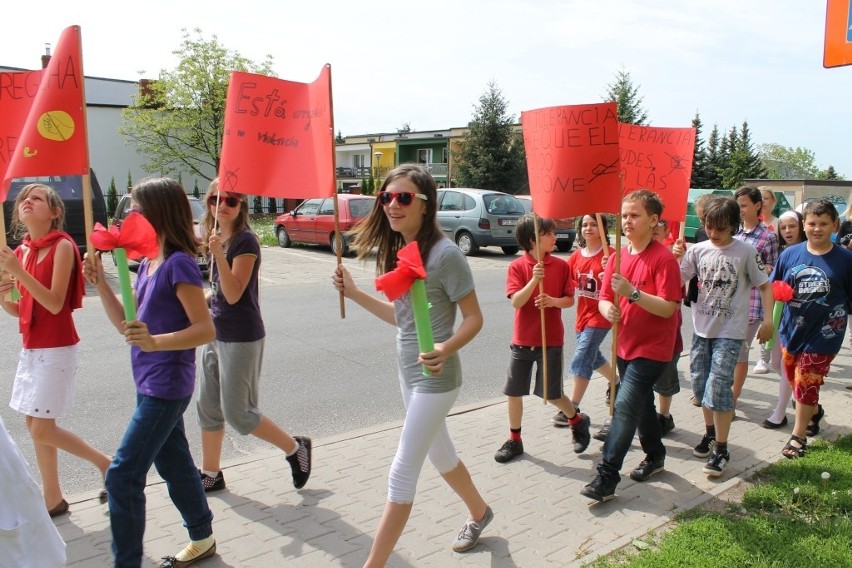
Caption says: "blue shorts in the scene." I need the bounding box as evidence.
[690,336,743,412]
[568,327,610,380]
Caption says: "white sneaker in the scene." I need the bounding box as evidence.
[753,360,769,374]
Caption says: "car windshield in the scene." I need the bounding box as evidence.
[484,194,525,215]
[349,198,375,219]
[518,198,532,213]
[189,198,205,223]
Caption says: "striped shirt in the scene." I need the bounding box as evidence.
[734,222,779,322]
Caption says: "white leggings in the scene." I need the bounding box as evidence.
[387,382,460,504]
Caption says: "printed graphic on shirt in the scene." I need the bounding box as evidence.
[698,256,739,319]
[789,264,830,306]
[576,268,600,300]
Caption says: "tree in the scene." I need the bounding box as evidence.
[107,177,118,216]
[121,28,274,181]
[738,121,767,179]
[335,130,345,144]
[690,113,715,188]
[719,121,766,188]
[454,81,527,192]
[817,165,844,180]
[602,69,649,125]
[704,124,723,188]
[758,143,820,179]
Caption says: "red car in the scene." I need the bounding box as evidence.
[274,194,376,256]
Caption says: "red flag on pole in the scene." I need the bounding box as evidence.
[218,66,334,198]
[618,123,695,223]
[521,102,621,218]
[1,26,88,197]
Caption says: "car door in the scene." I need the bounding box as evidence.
[436,190,465,238]
[313,198,336,245]
[289,199,322,242]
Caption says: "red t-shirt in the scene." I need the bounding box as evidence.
[566,246,615,332]
[601,240,682,362]
[507,252,574,347]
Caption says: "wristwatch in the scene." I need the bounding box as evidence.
[628,288,641,303]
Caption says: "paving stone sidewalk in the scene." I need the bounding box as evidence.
[57,346,852,567]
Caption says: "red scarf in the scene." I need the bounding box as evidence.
[18,231,85,329]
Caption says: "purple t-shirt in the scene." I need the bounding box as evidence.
[131,252,204,399]
[210,230,265,342]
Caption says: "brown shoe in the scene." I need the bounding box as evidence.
[48,499,69,518]
[159,541,216,567]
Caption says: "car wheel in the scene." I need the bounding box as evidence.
[501,246,519,256]
[556,240,573,253]
[277,226,291,248]
[330,234,349,256]
[455,231,479,256]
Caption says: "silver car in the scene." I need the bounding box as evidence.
[436,188,525,255]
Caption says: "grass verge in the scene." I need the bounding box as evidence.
[250,215,278,247]
[592,434,852,567]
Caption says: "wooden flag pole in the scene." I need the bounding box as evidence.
[533,214,548,405]
[326,64,345,319]
[609,224,621,416]
[75,26,95,264]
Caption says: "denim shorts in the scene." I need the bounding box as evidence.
[691,336,743,412]
[568,327,610,379]
[504,344,564,400]
[652,351,682,397]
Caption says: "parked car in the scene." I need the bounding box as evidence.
[684,188,793,241]
[515,195,576,253]
[4,170,108,252]
[435,188,525,256]
[274,194,375,256]
[111,193,208,272]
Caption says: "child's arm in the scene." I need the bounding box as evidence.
[83,253,132,332]
[611,273,679,318]
[535,293,574,310]
[333,265,396,325]
[419,289,483,375]
[598,299,621,323]
[209,234,254,305]
[755,281,775,344]
[0,240,75,315]
[510,263,543,309]
[124,282,214,351]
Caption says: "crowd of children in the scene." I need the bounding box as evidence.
[2,169,850,567]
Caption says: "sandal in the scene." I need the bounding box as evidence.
[806,404,824,437]
[782,434,807,459]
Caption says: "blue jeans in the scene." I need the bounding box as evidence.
[106,394,213,568]
[598,357,667,482]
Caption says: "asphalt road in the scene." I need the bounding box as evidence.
[0,243,639,497]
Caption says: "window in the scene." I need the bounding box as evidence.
[296,199,322,215]
[417,148,433,164]
[439,191,463,212]
[317,199,334,215]
[442,148,449,163]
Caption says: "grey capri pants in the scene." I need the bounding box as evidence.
[197,338,265,435]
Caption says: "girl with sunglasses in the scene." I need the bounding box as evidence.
[196,180,312,495]
[332,164,491,566]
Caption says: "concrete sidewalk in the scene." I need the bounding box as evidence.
[57,345,852,567]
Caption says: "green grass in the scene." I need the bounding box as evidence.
[592,435,852,568]
[249,215,278,247]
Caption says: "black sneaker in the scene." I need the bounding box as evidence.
[703,450,730,477]
[658,413,675,436]
[580,474,617,502]
[693,434,716,458]
[286,436,312,489]
[552,411,570,428]
[629,455,665,481]
[572,413,591,454]
[593,421,610,442]
[198,469,225,492]
[494,439,524,463]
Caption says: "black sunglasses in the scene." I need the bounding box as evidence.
[378,191,428,206]
[208,195,241,208]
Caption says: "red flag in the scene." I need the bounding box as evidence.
[217,66,334,198]
[618,123,695,223]
[521,102,621,219]
[0,70,42,189]
[1,26,88,196]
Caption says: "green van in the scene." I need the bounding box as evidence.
[684,188,792,241]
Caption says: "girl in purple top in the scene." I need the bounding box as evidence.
[86,178,217,568]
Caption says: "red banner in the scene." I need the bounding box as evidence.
[1,26,88,196]
[521,102,621,219]
[618,123,695,222]
[217,66,334,198]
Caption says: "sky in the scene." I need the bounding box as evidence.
[4,0,852,177]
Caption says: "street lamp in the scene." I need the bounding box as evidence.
[374,151,383,191]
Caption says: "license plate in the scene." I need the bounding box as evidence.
[197,255,206,265]
[499,219,517,226]
[557,234,569,239]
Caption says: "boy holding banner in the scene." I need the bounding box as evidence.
[494,213,589,464]
[581,190,682,502]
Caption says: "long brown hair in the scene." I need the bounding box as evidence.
[132,177,199,258]
[351,163,442,274]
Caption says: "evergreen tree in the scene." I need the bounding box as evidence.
[689,113,714,188]
[193,179,201,199]
[705,124,723,188]
[603,69,649,125]
[738,121,767,179]
[335,130,345,144]
[107,177,119,216]
[817,165,844,180]
[455,81,528,192]
[126,171,133,192]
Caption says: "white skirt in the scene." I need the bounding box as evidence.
[9,345,79,419]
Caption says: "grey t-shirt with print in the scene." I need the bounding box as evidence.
[394,238,475,393]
